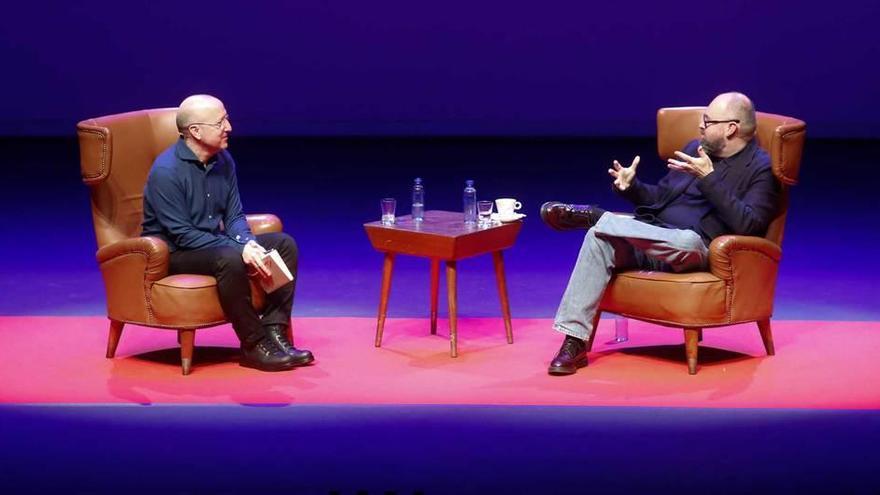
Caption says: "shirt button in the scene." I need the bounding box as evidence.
[209,215,213,219]
[207,193,211,197]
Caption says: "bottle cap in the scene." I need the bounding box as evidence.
[466,180,474,187]
[415,177,422,184]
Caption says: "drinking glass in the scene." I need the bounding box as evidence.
[477,200,494,227]
[380,198,396,225]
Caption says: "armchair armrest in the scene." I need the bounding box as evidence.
[708,235,781,281]
[95,236,170,324]
[246,213,283,235]
[96,236,170,282]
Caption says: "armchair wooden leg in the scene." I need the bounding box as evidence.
[179,329,195,376]
[757,318,775,356]
[106,320,124,358]
[585,311,602,352]
[684,327,700,375]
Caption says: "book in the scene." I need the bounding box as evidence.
[256,249,294,293]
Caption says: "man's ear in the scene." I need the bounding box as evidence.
[188,125,201,141]
[726,123,739,140]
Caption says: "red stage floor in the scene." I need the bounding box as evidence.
[1,316,878,408]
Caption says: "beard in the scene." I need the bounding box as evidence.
[700,134,724,156]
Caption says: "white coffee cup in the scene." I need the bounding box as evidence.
[495,198,522,218]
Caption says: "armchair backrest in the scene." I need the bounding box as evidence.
[77,108,179,249]
[656,107,806,246]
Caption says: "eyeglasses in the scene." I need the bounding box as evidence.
[188,114,230,130]
[701,115,739,129]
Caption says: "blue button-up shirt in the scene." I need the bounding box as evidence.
[142,139,255,252]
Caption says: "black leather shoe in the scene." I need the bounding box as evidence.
[548,335,588,375]
[240,338,296,372]
[265,324,315,366]
[540,202,606,231]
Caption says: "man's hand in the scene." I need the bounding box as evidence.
[608,155,640,191]
[667,146,714,178]
[241,240,270,277]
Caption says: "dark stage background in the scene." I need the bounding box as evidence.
[2,2,880,494]
[2,1,879,138]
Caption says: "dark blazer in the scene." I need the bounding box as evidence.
[617,139,780,242]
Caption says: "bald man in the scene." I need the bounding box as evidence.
[540,92,780,375]
[142,95,314,372]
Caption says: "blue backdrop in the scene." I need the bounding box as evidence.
[2,0,878,137]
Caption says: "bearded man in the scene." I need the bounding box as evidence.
[541,92,779,375]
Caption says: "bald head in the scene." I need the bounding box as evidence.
[176,94,226,132]
[711,92,757,139]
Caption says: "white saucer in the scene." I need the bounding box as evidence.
[491,212,526,222]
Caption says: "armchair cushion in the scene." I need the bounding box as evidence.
[151,275,266,328]
[601,271,727,326]
[601,234,782,327]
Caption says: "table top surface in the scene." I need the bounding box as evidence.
[364,210,520,239]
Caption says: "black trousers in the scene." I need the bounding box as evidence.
[168,232,298,347]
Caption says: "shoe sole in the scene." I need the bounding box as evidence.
[239,360,297,372]
[547,357,588,376]
[289,355,315,367]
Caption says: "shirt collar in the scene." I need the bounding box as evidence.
[174,138,219,168]
[719,139,758,168]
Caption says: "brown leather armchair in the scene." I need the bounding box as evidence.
[593,107,806,374]
[77,108,284,375]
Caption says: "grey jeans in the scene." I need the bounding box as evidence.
[553,213,709,340]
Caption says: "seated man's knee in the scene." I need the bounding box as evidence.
[276,233,298,264]
[260,232,298,267]
[583,227,606,247]
[674,232,709,270]
[683,231,707,254]
[279,232,298,253]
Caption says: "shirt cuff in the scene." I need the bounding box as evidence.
[232,233,256,245]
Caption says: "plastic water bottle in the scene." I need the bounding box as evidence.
[463,179,477,224]
[412,177,425,221]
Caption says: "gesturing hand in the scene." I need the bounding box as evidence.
[241,240,270,277]
[608,155,640,191]
[667,146,714,178]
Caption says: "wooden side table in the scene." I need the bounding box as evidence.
[364,210,522,357]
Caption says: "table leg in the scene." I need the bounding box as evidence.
[430,258,440,335]
[375,253,395,347]
[492,250,514,344]
[446,260,458,357]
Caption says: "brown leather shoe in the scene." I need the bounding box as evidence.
[548,335,588,375]
[540,202,606,231]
